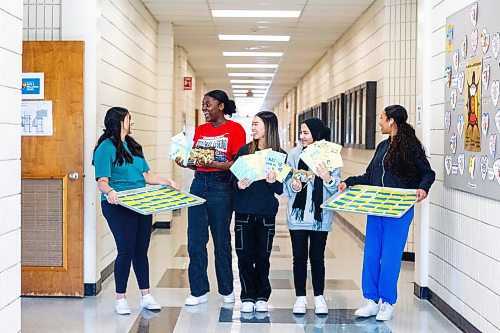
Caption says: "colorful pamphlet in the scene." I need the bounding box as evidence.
[230,149,287,183]
[263,150,287,176]
[230,156,259,183]
[273,162,292,182]
[321,185,417,218]
[299,140,343,175]
[168,132,193,166]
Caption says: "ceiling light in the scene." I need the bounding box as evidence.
[219,35,290,42]
[230,79,272,84]
[232,85,269,89]
[226,64,278,69]
[233,90,265,97]
[232,89,267,93]
[212,10,301,18]
[223,52,283,57]
[228,73,274,77]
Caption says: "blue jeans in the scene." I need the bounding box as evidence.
[101,201,152,294]
[362,207,414,304]
[187,171,234,297]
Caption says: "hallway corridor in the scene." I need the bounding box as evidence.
[21,200,460,333]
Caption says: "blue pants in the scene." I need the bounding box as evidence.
[101,201,152,294]
[187,171,234,297]
[362,207,414,304]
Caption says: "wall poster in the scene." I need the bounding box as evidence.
[444,0,500,200]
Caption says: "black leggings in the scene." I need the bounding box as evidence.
[101,201,152,294]
[290,229,328,296]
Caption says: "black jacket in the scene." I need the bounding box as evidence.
[230,144,286,217]
[344,139,435,193]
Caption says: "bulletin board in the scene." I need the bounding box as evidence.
[321,185,417,218]
[444,0,500,200]
[117,185,205,215]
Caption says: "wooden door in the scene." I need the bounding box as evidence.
[21,41,84,296]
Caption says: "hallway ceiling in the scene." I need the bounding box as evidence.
[142,0,375,114]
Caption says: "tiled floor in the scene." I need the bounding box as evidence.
[21,201,461,332]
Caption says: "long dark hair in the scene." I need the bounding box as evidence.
[384,105,426,182]
[248,111,281,154]
[92,107,144,166]
[205,89,237,117]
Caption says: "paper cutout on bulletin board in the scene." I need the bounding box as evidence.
[464,59,482,152]
[446,24,454,52]
[117,185,205,215]
[321,185,417,218]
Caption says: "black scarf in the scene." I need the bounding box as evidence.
[292,154,324,225]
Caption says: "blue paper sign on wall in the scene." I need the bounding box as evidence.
[22,73,44,100]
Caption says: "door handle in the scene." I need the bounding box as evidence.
[69,172,79,180]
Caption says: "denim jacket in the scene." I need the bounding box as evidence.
[284,146,341,232]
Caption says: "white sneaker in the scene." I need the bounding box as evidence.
[240,301,255,313]
[354,299,379,317]
[140,294,161,311]
[255,300,268,312]
[222,291,235,303]
[314,295,328,315]
[185,293,208,306]
[375,302,393,321]
[292,296,308,314]
[115,298,131,315]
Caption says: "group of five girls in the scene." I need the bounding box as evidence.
[93,90,435,321]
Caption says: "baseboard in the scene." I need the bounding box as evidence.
[153,221,171,229]
[413,283,429,299]
[414,283,481,333]
[84,260,114,296]
[334,212,415,262]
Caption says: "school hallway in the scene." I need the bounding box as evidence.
[21,197,460,333]
[2,1,499,333]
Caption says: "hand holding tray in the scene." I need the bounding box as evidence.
[320,185,417,218]
[117,185,205,215]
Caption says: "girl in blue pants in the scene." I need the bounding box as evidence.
[338,105,435,321]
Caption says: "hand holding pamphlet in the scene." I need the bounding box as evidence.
[230,149,287,183]
[299,140,343,176]
[168,132,193,166]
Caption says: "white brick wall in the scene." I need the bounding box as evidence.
[0,2,22,332]
[426,0,500,332]
[22,0,61,41]
[173,46,199,190]
[154,22,175,223]
[97,0,160,272]
[274,0,418,251]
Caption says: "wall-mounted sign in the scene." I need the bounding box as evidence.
[21,100,53,136]
[22,72,44,100]
[183,76,192,90]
